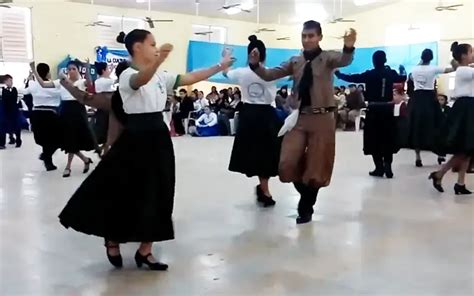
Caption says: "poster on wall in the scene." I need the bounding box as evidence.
[56,47,129,80]
[96,46,129,65]
[57,55,97,80]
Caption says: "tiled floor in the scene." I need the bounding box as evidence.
[0,132,472,295]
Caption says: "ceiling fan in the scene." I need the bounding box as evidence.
[0,0,12,8]
[194,31,214,36]
[219,3,252,13]
[276,37,290,41]
[329,0,355,24]
[78,21,112,27]
[144,17,174,28]
[255,27,276,33]
[435,2,463,11]
[140,0,174,28]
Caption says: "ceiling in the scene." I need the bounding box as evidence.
[70,0,398,25]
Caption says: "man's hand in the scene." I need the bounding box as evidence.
[29,61,36,70]
[343,28,357,48]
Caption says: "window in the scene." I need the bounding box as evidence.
[0,7,32,62]
[191,25,227,44]
[96,15,146,48]
[384,24,440,46]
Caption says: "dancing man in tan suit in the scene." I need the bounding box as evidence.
[249,20,357,224]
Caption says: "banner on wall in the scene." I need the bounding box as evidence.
[187,40,300,86]
[56,47,130,80]
[57,55,98,80]
[96,46,129,65]
[187,40,439,86]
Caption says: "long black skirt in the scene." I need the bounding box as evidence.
[94,109,109,145]
[441,97,474,155]
[59,112,175,243]
[30,108,62,149]
[229,103,281,178]
[363,102,399,155]
[59,101,96,153]
[406,90,443,152]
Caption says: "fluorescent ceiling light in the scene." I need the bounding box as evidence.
[353,0,377,6]
[136,0,146,3]
[294,2,328,22]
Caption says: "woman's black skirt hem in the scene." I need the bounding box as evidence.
[229,103,281,178]
[59,112,175,243]
[59,100,97,153]
[441,97,474,155]
[406,90,443,152]
[30,108,62,148]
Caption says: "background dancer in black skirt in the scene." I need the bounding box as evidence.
[429,42,473,195]
[407,48,455,167]
[56,61,130,153]
[25,63,62,171]
[226,35,280,207]
[58,29,235,270]
[93,62,116,154]
[30,60,96,178]
[336,51,407,178]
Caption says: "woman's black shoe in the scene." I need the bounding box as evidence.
[135,251,168,271]
[83,158,93,174]
[105,242,123,268]
[454,184,472,195]
[416,160,423,167]
[369,170,384,177]
[15,139,22,148]
[428,172,444,193]
[296,214,312,224]
[256,185,276,207]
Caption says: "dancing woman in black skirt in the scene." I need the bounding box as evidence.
[429,42,473,195]
[25,63,62,171]
[30,60,96,178]
[226,35,280,207]
[407,48,455,167]
[58,29,234,270]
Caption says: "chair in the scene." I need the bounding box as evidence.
[355,108,367,132]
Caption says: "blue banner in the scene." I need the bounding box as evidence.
[187,40,438,86]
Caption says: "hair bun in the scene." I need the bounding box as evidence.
[450,41,459,52]
[248,35,258,42]
[116,32,126,44]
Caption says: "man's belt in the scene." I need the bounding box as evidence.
[300,106,337,114]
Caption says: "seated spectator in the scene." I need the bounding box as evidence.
[206,86,219,102]
[357,84,366,100]
[338,84,366,131]
[195,91,209,113]
[190,106,219,137]
[275,86,291,122]
[172,88,195,135]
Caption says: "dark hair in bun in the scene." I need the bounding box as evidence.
[116,29,151,56]
[451,41,471,63]
[116,32,126,44]
[421,48,433,64]
[247,35,266,62]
